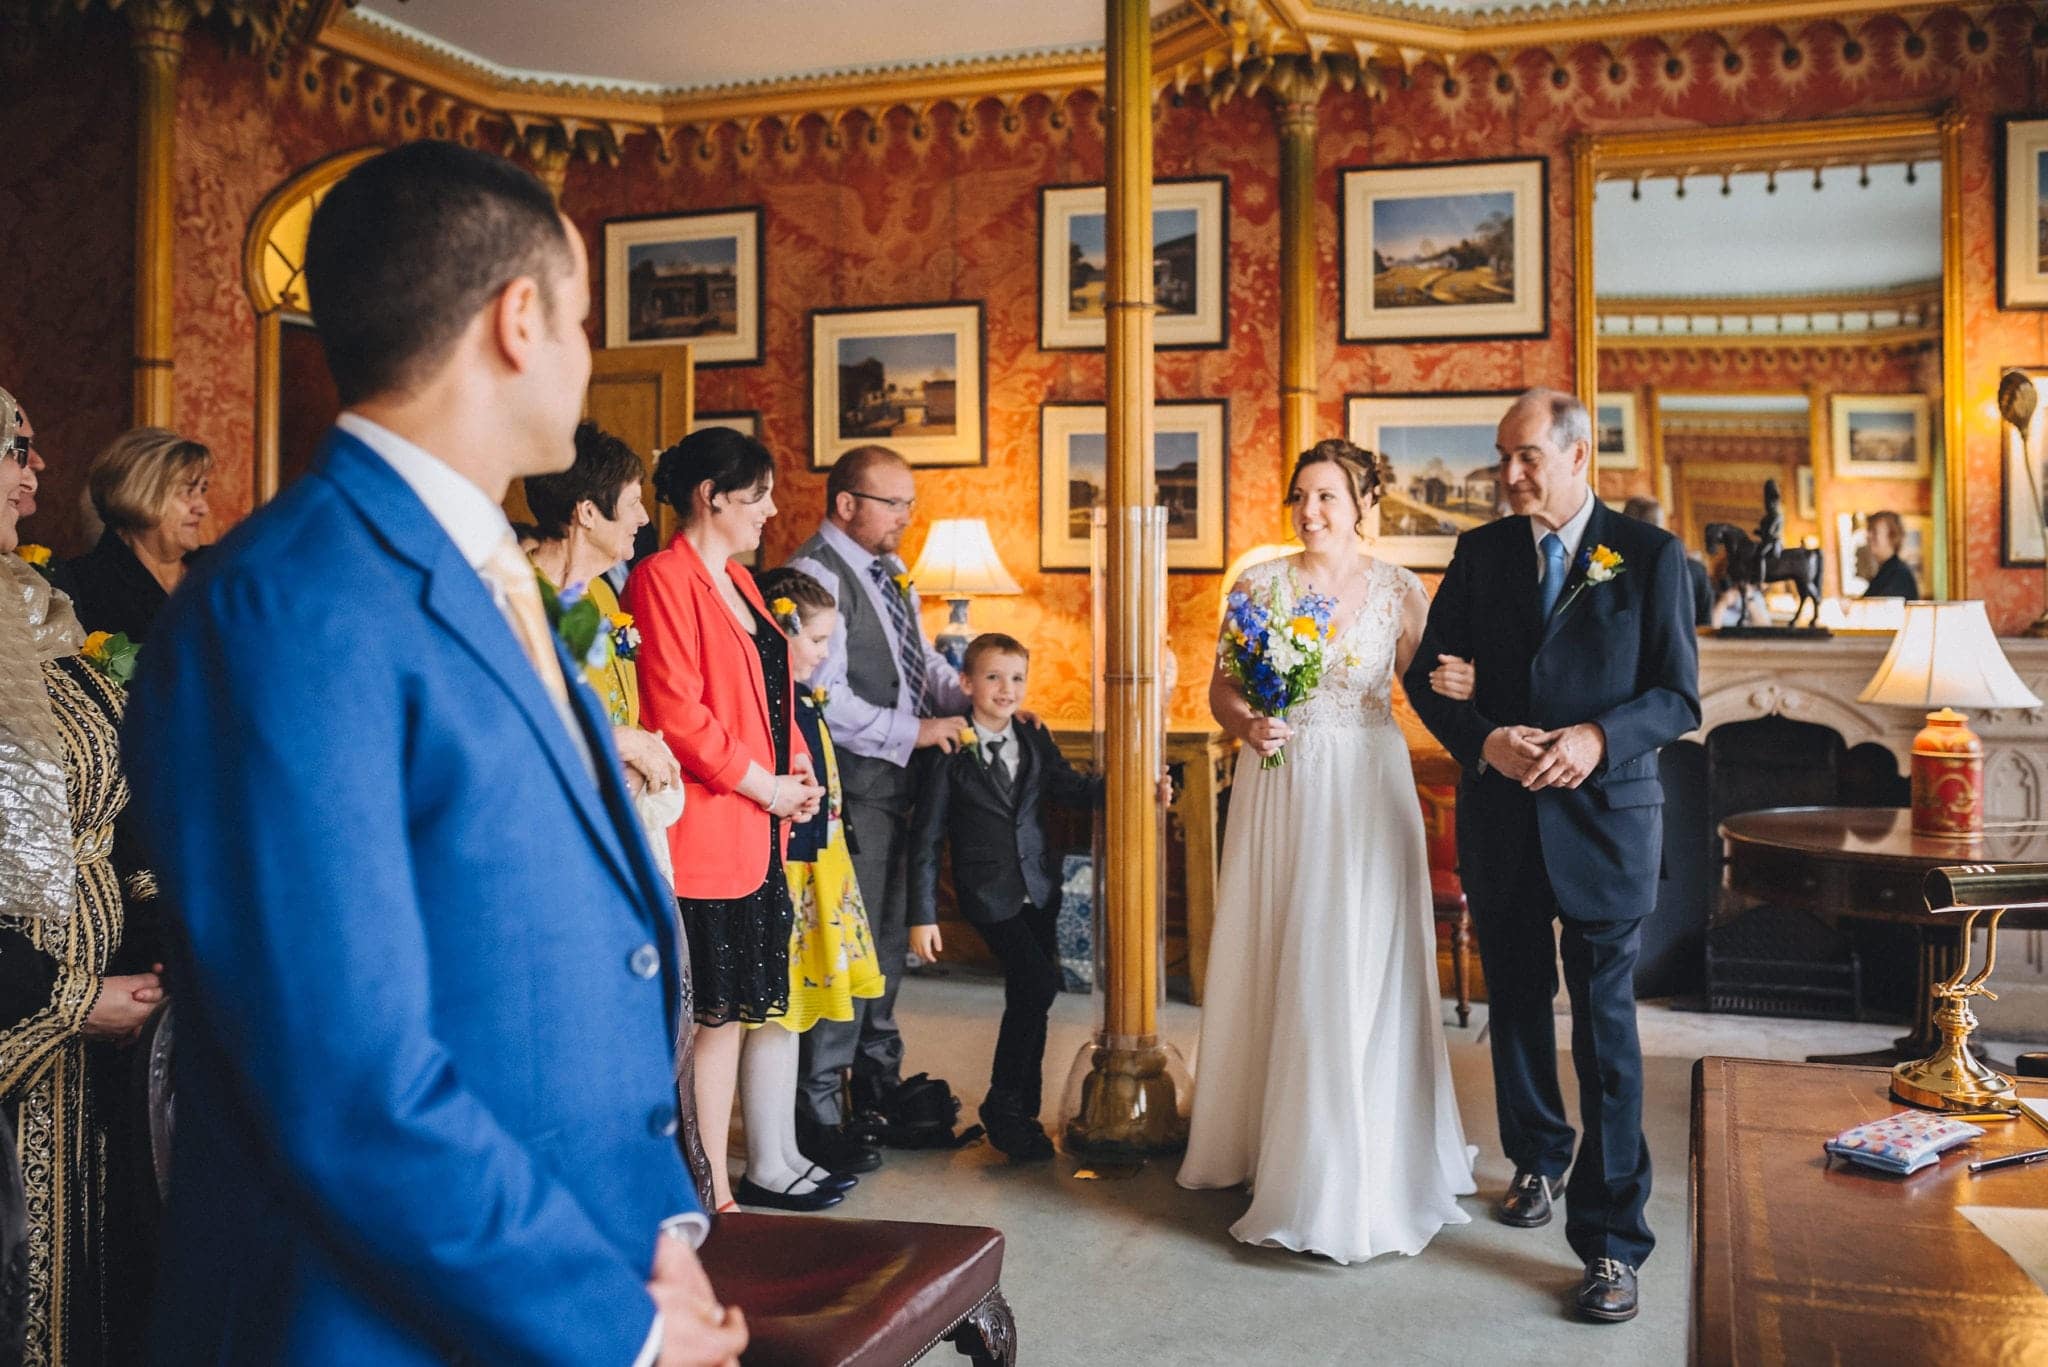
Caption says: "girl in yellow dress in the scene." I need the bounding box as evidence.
[730,568,886,1206]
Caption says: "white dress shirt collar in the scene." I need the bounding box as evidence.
[818,518,897,578]
[973,718,1016,772]
[338,412,515,570]
[1531,483,1598,567]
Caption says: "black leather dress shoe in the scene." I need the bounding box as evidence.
[732,1177,845,1213]
[1494,1170,1556,1227]
[979,1104,1056,1162]
[800,1163,858,1193]
[797,1121,883,1175]
[1575,1258,1639,1323]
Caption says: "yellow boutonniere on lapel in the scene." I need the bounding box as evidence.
[957,725,979,751]
[892,572,914,603]
[1553,544,1625,620]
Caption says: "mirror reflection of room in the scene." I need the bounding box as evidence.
[1594,156,1941,624]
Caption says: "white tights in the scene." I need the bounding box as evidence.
[739,1024,822,1195]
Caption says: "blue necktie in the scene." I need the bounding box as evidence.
[1537,532,1568,620]
[869,558,931,717]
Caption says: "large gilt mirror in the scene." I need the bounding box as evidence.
[1574,113,1965,612]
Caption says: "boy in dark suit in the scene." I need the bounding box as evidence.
[906,632,1104,1161]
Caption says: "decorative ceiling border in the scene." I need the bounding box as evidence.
[256,0,2012,174]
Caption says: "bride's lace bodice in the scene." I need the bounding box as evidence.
[1228,554,1418,731]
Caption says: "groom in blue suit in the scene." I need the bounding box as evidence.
[1404,389,1699,1325]
[124,143,746,1364]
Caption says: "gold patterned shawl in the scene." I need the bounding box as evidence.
[0,551,86,926]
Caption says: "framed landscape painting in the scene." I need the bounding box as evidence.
[1830,394,1931,480]
[809,303,985,469]
[1999,117,2048,309]
[1345,392,1517,570]
[603,208,762,365]
[1339,159,1547,344]
[1039,178,1227,350]
[1594,391,1641,471]
[1038,400,1228,572]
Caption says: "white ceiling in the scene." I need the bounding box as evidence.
[1594,164,1941,299]
[354,0,1183,93]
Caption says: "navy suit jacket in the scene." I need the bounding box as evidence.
[1403,498,1701,922]
[908,719,1102,927]
[124,430,700,1364]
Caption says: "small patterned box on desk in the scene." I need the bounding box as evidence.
[1823,1110,1984,1175]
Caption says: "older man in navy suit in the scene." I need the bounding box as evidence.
[125,143,744,1365]
[1405,389,1699,1325]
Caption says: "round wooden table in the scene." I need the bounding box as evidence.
[1717,807,2048,1063]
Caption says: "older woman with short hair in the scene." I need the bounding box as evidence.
[53,427,212,641]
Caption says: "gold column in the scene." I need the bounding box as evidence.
[130,0,190,427]
[1274,58,1323,473]
[1065,0,1187,1160]
[1938,106,1968,601]
[1571,133,1597,407]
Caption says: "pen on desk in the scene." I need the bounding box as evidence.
[1947,1111,2020,1122]
[1969,1146,2048,1174]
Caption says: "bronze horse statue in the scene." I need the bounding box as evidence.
[1704,522,1825,628]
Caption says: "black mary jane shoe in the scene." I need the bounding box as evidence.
[732,1176,846,1213]
[801,1163,859,1194]
[1574,1258,1639,1324]
[1494,1170,1556,1228]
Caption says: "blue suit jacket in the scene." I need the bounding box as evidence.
[1402,498,1701,922]
[124,429,700,1364]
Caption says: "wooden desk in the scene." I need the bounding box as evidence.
[1692,1057,2048,1366]
[1718,808,2048,1060]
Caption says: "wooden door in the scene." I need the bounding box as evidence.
[503,342,694,544]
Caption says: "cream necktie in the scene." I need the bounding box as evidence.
[480,536,574,711]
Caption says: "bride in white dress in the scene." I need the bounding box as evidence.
[1179,439,1475,1263]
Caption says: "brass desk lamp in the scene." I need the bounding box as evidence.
[1892,863,2048,1111]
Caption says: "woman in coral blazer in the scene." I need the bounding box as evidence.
[626,427,822,1210]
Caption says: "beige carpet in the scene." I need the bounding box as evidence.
[746,973,1932,1365]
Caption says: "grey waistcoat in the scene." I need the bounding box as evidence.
[787,531,902,712]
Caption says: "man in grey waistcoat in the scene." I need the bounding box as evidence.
[785,445,966,1171]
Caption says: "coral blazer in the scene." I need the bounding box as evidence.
[626,532,808,899]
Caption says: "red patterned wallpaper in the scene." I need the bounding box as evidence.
[560,94,1282,725]
[18,8,2043,716]
[0,11,134,555]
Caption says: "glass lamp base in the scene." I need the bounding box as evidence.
[1057,1032,1190,1161]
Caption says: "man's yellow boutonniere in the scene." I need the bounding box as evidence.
[1554,544,1625,619]
[892,572,914,602]
[81,630,140,686]
[17,544,53,580]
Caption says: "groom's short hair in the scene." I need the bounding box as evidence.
[305,141,571,407]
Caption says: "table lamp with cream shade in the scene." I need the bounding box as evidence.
[1857,601,2043,837]
[907,517,1022,668]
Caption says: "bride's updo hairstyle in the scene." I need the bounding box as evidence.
[1287,438,1393,538]
[653,425,774,524]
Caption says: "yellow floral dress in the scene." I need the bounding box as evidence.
[774,687,884,1032]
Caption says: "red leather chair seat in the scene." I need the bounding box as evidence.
[1430,867,1466,915]
[701,1213,1005,1367]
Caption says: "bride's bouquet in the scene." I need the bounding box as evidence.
[1219,579,1337,769]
